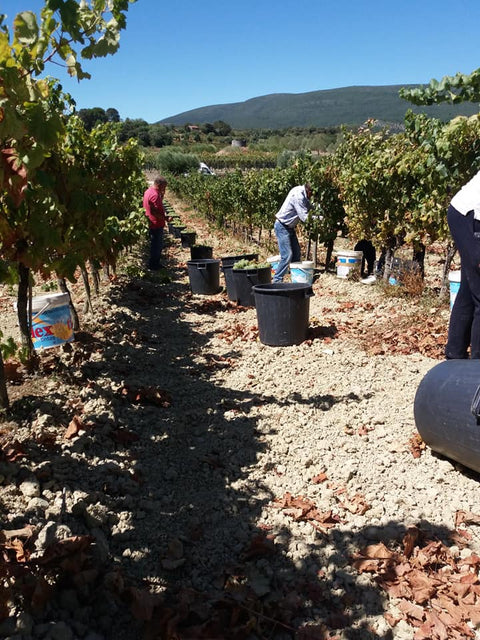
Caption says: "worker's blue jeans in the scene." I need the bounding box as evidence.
[446,205,480,359]
[148,227,164,270]
[273,220,301,282]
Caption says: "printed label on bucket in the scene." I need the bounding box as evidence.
[290,262,314,284]
[448,271,461,311]
[335,251,362,278]
[31,302,74,350]
[449,281,460,310]
[269,261,280,276]
[267,255,280,276]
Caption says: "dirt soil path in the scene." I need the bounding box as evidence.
[1,193,479,640]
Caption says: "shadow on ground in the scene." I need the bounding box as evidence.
[0,246,471,640]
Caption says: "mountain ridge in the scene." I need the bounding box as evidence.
[159,84,480,129]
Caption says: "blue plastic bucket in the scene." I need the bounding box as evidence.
[336,250,363,278]
[267,255,280,278]
[290,261,314,285]
[29,293,74,350]
[448,271,461,310]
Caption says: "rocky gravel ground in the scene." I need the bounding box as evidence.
[1,196,480,640]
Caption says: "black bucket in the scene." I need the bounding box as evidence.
[190,245,213,260]
[173,226,186,239]
[414,360,480,474]
[220,254,259,301]
[253,283,314,346]
[187,259,221,295]
[232,266,271,307]
[181,231,197,248]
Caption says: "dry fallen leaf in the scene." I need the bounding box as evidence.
[120,385,172,407]
[311,472,328,484]
[408,432,426,458]
[128,586,161,621]
[455,510,480,527]
[65,415,84,439]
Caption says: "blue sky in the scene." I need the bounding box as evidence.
[2,0,480,124]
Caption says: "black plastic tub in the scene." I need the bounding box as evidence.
[173,225,186,239]
[414,359,480,474]
[220,254,259,301]
[190,245,213,260]
[232,266,271,307]
[187,259,221,295]
[252,283,314,346]
[180,231,197,248]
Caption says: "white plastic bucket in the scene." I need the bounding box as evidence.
[16,292,74,350]
[290,261,314,285]
[448,271,461,310]
[267,255,281,277]
[336,250,363,279]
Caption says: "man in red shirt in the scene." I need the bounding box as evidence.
[143,176,167,270]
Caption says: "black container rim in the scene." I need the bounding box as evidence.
[187,259,220,265]
[220,253,259,265]
[253,283,313,295]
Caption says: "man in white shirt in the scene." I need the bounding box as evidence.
[446,170,480,358]
[273,183,313,283]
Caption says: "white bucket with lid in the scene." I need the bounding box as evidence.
[15,292,74,350]
[267,255,281,277]
[290,261,314,285]
[336,250,363,279]
[448,270,461,310]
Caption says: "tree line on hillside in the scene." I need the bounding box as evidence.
[75,107,343,152]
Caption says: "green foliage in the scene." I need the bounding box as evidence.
[109,121,339,162]
[0,0,135,202]
[277,150,308,169]
[169,109,480,281]
[119,118,153,145]
[169,161,307,232]
[0,331,17,361]
[78,107,120,131]
[9,117,146,280]
[6,2,135,80]
[400,68,480,105]
[152,150,199,175]
[0,0,137,406]
[124,263,147,278]
[40,280,58,292]
[149,124,174,148]
[304,160,347,244]
[212,120,232,136]
[327,112,480,253]
[201,150,277,170]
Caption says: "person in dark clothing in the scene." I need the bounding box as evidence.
[354,239,376,279]
[445,170,480,359]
